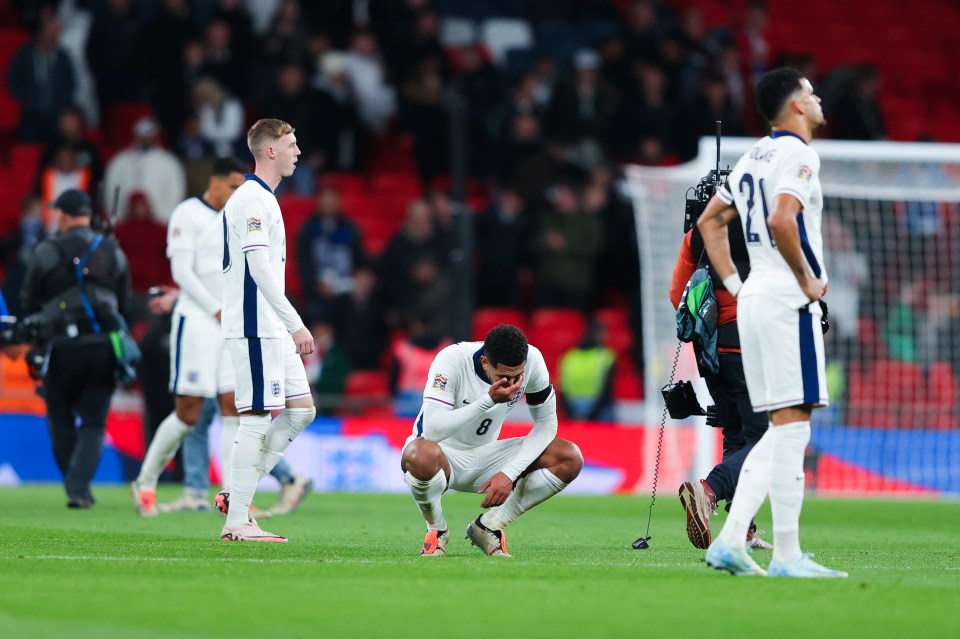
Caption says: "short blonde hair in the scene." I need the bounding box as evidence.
[246,118,295,157]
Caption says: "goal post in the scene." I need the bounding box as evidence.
[624,137,960,497]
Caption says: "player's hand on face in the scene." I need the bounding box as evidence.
[291,326,315,355]
[488,374,523,403]
[479,472,513,508]
[800,276,825,303]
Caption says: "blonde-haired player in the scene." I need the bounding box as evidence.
[698,68,846,577]
[218,119,316,542]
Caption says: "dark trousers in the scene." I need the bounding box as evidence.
[702,352,769,504]
[43,340,117,502]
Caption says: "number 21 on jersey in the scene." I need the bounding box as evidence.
[739,173,776,247]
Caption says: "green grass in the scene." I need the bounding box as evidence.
[1,486,958,639]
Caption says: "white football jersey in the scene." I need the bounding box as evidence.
[412,342,551,449]
[716,131,827,308]
[167,196,225,317]
[221,174,288,338]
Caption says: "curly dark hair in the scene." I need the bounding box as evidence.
[756,67,803,127]
[483,324,528,367]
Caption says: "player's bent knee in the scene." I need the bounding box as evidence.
[401,439,443,478]
[555,440,584,482]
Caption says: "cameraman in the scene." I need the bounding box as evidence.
[670,222,772,551]
[21,189,132,508]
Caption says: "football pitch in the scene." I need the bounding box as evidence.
[2,487,958,639]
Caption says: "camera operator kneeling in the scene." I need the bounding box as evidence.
[21,189,132,509]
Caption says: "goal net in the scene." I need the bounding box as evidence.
[625,138,960,497]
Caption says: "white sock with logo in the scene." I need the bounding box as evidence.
[136,413,189,490]
[717,425,775,548]
[219,416,240,490]
[769,421,811,565]
[225,413,271,530]
[404,469,448,531]
[260,407,315,476]
[480,469,568,531]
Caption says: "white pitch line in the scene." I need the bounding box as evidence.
[5,555,958,571]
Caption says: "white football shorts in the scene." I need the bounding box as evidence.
[227,336,311,412]
[737,295,829,412]
[168,311,234,398]
[402,436,526,493]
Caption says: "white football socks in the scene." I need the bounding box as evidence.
[260,407,315,475]
[770,421,811,565]
[404,469,448,532]
[224,413,271,530]
[481,469,568,531]
[219,415,239,490]
[717,424,775,548]
[136,413,190,490]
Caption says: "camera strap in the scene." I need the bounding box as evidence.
[75,233,104,334]
[0,290,8,316]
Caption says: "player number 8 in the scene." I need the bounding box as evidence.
[476,418,492,436]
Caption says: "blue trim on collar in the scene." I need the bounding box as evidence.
[770,130,808,145]
[472,347,489,384]
[245,173,274,194]
[196,196,218,212]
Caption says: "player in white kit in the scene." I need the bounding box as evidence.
[131,157,247,516]
[218,119,316,542]
[696,68,846,577]
[401,324,583,557]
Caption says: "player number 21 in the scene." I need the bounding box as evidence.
[476,418,492,436]
[739,173,776,247]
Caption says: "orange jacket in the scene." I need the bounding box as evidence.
[670,230,739,353]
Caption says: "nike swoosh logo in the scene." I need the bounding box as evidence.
[462,399,470,404]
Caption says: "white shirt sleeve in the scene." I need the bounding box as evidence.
[244,248,304,333]
[774,146,820,209]
[499,349,557,481]
[170,252,221,316]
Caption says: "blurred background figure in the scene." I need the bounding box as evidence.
[104,117,185,223]
[302,318,351,416]
[559,321,616,421]
[390,313,449,418]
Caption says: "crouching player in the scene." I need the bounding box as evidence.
[401,324,583,556]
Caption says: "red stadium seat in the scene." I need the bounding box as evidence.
[341,370,393,417]
[472,308,526,341]
[529,309,587,373]
[612,357,644,401]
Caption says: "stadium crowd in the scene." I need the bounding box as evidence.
[1,0,956,424]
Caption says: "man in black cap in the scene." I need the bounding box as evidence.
[21,188,133,508]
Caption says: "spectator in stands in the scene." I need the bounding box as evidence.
[343,28,397,134]
[833,64,886,141]
[261,0,310,72]
[263,63,337,193]
[401,60,449,186]
[486,72,548,152]
[200,19,247,100]
[313,52,366,171]
[302,318,352,416]
[624,0,670,63]
[37,144,92,232]
[113,192,170,297]
[152,38,208,143]
[6,9,76,143]
[211,0,258,69]
[390,313,450,418]
[617,62,675,162]
[36,105,103,194]
[533,182,604,311]
[340,266,388,371]
[884,280,925,363]
[452,41,504,176]
[193,77,244,157]
[142,0,196,109]
[296,186,366,327]
[677,69,746,161]
[547,49,619,161]
[475,188,532,308]
[175,113,217,197]
[559,321,616,421]
[1,196,47,317]
[104,116,186,223]
[736,0,771,85]
[85,0,143,113]
[379,199,452,333]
